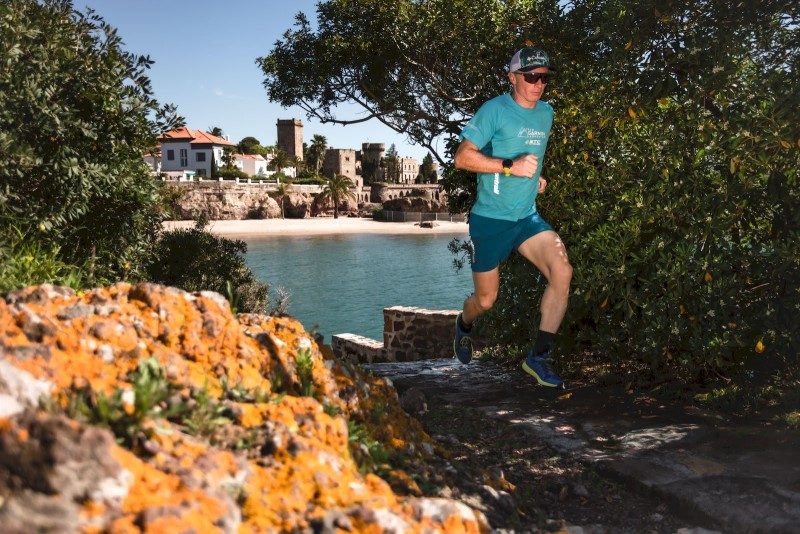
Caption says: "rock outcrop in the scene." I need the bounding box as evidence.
[0,283,488,532]
[166,182,366,220]
[167,182,282,220]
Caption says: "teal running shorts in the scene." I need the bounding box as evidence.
[469,212,553,272]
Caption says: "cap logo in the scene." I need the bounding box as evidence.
[509,47,554,72]
[521,49,549,68]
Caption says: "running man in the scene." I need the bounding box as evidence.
[452,47,572,389]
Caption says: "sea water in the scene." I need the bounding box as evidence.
[243,233,473,342]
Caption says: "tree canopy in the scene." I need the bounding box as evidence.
[0,0,183,282]
[420,153,437,183]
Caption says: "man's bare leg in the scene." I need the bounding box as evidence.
[516,231,573,334]
[516,230,572,387]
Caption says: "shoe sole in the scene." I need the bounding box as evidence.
[522,361,564,388]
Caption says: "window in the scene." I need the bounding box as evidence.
[196,169,207,177]
[196,152,206,162]
[167,149,174,161]
[180,149,188,167]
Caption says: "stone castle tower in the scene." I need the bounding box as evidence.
[276,119,303,161]
[359,142,385,183]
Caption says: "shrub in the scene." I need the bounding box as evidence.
[0,225,84,293]
[218,168,249,180]
[292,175,327,185]
[146,219,287,315]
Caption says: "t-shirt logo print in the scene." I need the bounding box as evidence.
[517,127,546,147]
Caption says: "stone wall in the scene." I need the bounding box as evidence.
[370,183,445,204]
[332,306,483,363]
[331,333,386,363]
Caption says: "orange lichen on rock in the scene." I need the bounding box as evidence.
[108,445,231,532]
[0,283,489,532]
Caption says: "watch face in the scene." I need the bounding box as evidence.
[503,159,513,168]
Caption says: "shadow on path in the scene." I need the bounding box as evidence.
[367,358,800,534]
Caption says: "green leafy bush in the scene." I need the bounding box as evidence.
[0,225,84,292]
[146,219,287,315]
[473,3,800,381]
[292,175,327,185]
[0,0,182,283]
[218,168,249,180]
[394,2,800,385]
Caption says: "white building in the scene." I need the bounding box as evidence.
[398,156,420,184]
[234,153,269,177]
[157,127,235,178]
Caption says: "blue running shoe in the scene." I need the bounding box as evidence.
[522,350,565,388]
[453,313,473,364]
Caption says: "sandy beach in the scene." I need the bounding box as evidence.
[163,217,468,237]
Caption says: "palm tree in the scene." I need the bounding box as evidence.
[308,134,328,173]
[207,126,224,137]
[319,174,356,219]
[269,149,292,174]
[291,155,304,178]
[274,181,293,219]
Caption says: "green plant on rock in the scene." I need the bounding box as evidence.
[178,387,230,439]
[221,375,271,404]
[347,420,390,475]
[66,358,179,448]
[294,348,315,398]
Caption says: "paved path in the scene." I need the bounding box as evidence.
[366,358,800,534]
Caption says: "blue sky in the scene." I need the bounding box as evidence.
[75,0,437,161]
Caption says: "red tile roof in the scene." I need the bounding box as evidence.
[235,153,266,160]
[158,127,235,146]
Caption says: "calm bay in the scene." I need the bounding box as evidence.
[243,233,473,342]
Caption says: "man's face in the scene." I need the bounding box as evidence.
[509,67,549,106]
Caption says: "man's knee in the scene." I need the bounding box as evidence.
[550,262,573,288]
[475,291,498,312]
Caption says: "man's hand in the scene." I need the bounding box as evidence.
[511,154,538,178]
[538,177,547,193]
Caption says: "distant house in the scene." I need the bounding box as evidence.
[398,156,419,184]
[157,127,235,179]
[234,153,269,177]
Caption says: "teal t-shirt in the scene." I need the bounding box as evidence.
[460,93,553,221]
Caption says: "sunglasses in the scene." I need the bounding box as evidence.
[519,72,549,84]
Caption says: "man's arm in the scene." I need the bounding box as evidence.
[454,139,538,178]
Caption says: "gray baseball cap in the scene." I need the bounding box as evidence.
[508,47,556,72]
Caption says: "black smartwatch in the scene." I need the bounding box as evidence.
[502,158,513,176]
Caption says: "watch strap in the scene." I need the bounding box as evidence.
[502,158,513,176]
